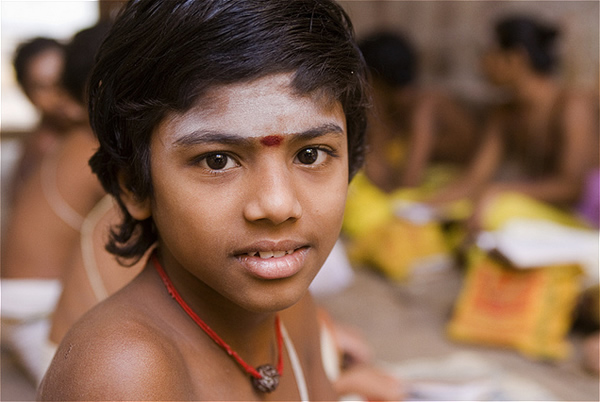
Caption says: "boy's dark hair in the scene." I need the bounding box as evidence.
[88,0,369,262]
[13,37,63,94]
[62,22,112,106]
[495,15,560,74]
[359,31,417,88]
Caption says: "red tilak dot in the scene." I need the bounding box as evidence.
[260,135,283,147]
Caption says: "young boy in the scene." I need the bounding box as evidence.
[38,0,368,400]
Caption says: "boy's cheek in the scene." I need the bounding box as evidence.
[313,187,347,227]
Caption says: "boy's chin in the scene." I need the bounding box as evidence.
[240,282,312,314]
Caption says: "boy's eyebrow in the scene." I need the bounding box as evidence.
[291,123,345,141]
[173,131,253,147]
[173,123,344,147]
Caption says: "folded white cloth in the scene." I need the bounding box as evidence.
[477,218,599,283]
[1,278,62,385]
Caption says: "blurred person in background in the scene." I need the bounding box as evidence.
[10,37,86,198]
[428,15,599,232]
[358,31,478,193]
[436,14,599,372]
[1,22,110,385]
[342,31,478,281]
[47,196,146,347]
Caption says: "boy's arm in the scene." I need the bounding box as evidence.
[428,113,504,206]
[402,94,436,187]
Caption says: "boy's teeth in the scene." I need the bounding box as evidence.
[250,250,295,258]
[258,251,274,259]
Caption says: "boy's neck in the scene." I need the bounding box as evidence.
[150,254,281,366]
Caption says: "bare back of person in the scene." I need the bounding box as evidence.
[49,195,147,345]
[40,264,336,401]
[49,198,145,345]
[500,89,598,186]
[2,128,104,280]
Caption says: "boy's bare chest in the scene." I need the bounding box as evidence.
[175,336,333,401]
[137,274,336,400]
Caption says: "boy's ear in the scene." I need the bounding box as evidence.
[117,172,151,220]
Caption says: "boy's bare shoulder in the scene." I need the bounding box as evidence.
[38,288,191,401]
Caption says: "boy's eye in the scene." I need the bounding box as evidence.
[206,153,228,169]
[199,153,239,171]
[295,147,337,166]
[297,148,319,165]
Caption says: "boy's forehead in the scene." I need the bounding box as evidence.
[194,74,337,116]
[194,74,295,115]
[159,73,345,141]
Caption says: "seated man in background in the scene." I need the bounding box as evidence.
[9,36,84,199]
[1,22,110,385]
[429,15,599,231]
[358,30,478,193]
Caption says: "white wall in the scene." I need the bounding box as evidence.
[1,0,99,132]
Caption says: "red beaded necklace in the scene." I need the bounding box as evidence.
[152,254,284,393]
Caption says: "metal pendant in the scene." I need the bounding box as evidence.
[251,364,280,393]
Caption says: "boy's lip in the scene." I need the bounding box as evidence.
[234,240,309,280]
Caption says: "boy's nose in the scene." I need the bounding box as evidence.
[243,165,302,225]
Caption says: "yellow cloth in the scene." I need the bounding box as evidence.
[448,192,588,360]
[348,218,449,281]
[447,249,582,360]
[481,192,588,231]
[343,172,452,281]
